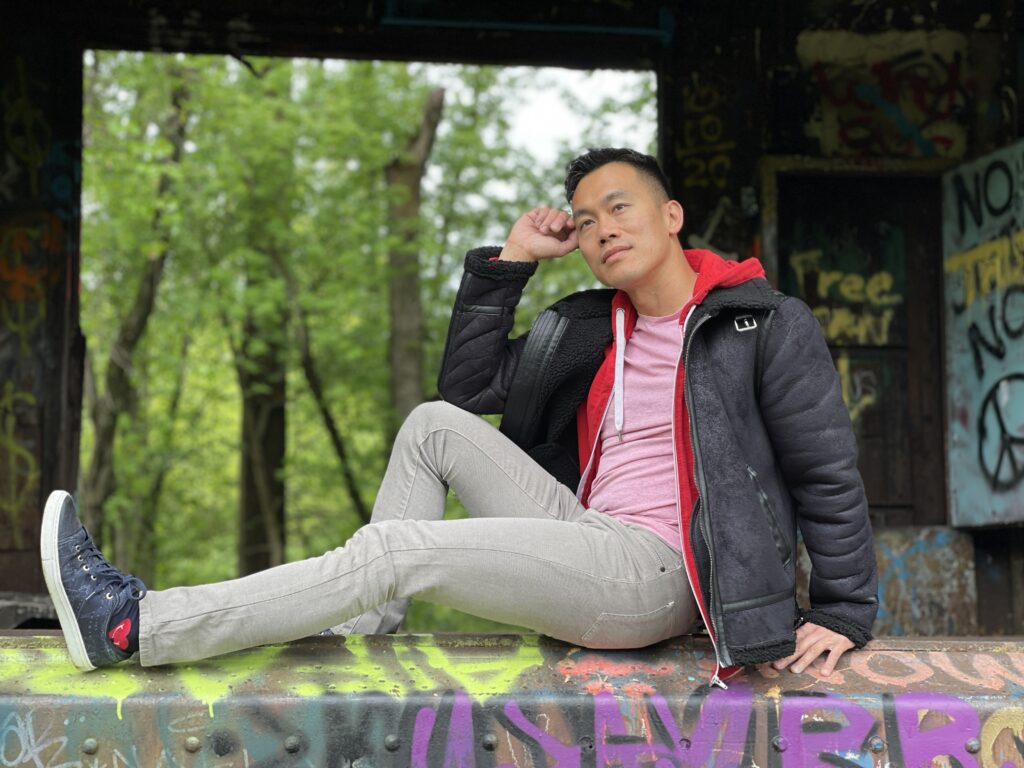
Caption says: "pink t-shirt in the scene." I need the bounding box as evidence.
[588,309,683,552]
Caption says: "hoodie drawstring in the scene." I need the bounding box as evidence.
[614,308,625,441]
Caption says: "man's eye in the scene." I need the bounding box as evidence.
[579,220,593,229]
[613,203,627,212]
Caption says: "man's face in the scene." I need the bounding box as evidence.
[570,162,683,291]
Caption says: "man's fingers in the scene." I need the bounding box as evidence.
[537,207,570,234]
[772,652,797,671]
[527,207,551,228]
[790,636,833,673]
[817,645,846,677]
[772,624,814,669]
[554,229,579,255]
[772,623,855,674]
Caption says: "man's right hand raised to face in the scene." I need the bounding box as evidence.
[499,207,579,262]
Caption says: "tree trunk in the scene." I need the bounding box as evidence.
[237,308,287,574]
[125,332,191,583]
[81,76,189,547]
[232,62,293,575]
[385,88,445,436]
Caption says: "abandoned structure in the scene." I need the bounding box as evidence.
[1,2,1023,764]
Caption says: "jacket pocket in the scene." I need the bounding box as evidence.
[746,465,791,567]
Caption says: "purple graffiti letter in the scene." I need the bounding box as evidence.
[502,700,581,768]
[779,694,875,768]
[594,692,672,767]
[412,693,476,768]
[893,692,980,768]
[443,692,476,768]
[679,684,754,767]
[412,707,437,768]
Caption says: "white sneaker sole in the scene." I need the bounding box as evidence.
[40,490,96,671]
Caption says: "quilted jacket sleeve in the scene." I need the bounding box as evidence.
[757,297,878,647]
[437,247,538,414]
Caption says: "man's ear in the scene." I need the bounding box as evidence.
[665,200,684,236]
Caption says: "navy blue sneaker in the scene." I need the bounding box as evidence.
[40,491,147,670]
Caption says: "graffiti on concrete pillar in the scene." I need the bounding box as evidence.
[0,41,80,556]
[0,211,64,356]
[679,79,734,192]
[0,382,38,549]
[1,58,51,200]
[796,30,971,158]
[943,140,1024,525]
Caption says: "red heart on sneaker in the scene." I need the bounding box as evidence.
[108,619,132,650]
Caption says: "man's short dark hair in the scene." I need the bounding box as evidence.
[564,148,672,205]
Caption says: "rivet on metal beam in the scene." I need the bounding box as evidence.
[285,736,301,754]
[966,738,981,754]
[384,734,401,752]
[185,737,202,753]
[679,737,691,749]
[578,735,595,752]
[481,734,497,752]
[81,738,98,755]
[771,736,788,752]
[869,737,886,753]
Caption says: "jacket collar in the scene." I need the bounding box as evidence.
[606,249,774,333]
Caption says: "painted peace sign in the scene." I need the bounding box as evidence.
[978,373,1024,491]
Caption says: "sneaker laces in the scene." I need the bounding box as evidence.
[72,526,147,602]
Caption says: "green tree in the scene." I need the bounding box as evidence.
[80,52,655,631]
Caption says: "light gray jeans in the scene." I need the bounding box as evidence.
[138,401,695,666]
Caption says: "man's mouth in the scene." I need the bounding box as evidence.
[602,245,630,264]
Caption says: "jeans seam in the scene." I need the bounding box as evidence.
[146,550,398,625]
[581,601,676,643]
[388,543,650,584]
[418,425,564,519]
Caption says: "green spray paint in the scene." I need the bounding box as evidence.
[178,645,284,717]
[1,645,142,719]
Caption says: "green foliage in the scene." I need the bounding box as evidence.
[81,51,654,630]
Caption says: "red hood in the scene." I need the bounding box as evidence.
[684,248,766,303]
[608,248,767,333]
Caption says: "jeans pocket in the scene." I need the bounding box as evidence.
[580,601,678,649]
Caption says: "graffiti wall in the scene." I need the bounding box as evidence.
[2,633,1024,767]
[777,174,920,513]
[0,27,82,588]
[797,30,972,159]
[943,141,1024,526]
[669,27,762,263]
[796,527,978,636]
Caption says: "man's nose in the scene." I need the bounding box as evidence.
[597,216,619,243]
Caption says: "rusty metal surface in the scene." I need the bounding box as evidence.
[2,632,1024,766]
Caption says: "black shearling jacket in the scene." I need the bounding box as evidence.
[438,247,878,673]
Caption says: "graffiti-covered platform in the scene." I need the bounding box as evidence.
[1,632,1023,766]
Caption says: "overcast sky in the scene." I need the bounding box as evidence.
[505,67,656,165]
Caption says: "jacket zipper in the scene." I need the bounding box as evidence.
[676,309,730,687]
